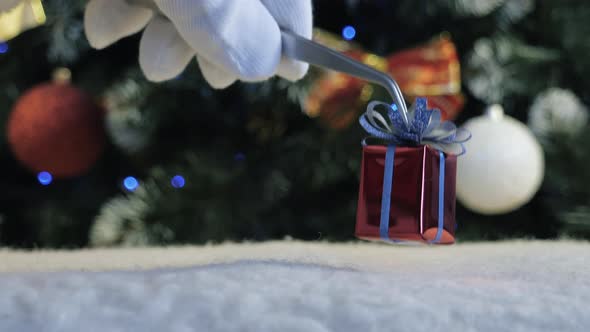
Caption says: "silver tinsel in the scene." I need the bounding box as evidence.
[497,0,535,26]
[446,0,505,16]
[465,35,559,103]
[445,0,534,21]
[560,206,590,231]
[91,181,161,247]
[104,78,153,153]
[106,108,152,153]
[43,0,89,63]
[91,196,150,247]
[47,18,86,62]
[465,38,506,103]
[528,88,588,137]
[91,174,178,247]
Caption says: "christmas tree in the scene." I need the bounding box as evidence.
[1,0,589,248]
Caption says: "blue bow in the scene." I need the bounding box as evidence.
[359,97,471,155]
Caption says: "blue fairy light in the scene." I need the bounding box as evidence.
[0,43,8,54]
[37,171,53,186]
[123,176,139,192]
[171,175,185,189]
[234,152,246,161]
[342,25,356,40]
[391,103,398,111]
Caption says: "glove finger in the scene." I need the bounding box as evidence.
[139,16,195,82]
[196,56,237,89]
[276,57,310,82]
[0,0,21,13]
[154,0,281,81]
[260,0,312,81]
[84,0,153,49]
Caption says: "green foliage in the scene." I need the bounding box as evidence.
[92,74,360,245]
[541,129,590,239]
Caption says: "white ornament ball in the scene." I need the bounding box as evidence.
[457,105,545,215]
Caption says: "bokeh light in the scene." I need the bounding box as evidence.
[234,152,246,161]
[37,171,52,186]
[123,176,139,192]
[171,175,185,189]
[342,26,356,40]
[0,43,8,54]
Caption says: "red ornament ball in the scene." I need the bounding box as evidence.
[7,82,106,178]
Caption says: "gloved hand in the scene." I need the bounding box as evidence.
[0,0,21,12]
[84,0,312,88]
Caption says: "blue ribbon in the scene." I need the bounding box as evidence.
[359,97,470,244]
[360,98,471,155]
[431,151,445,244]
[379,145,396,240]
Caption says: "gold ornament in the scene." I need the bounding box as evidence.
[0,0,46,41]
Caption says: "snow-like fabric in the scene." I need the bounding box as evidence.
[0,240,588,331]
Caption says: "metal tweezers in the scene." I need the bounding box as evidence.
[281,30,408,122]
[127,0,409,121]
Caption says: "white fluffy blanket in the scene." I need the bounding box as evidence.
[0,240,588,331]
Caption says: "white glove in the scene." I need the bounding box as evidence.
[0,0,22,12]
[84,0,312,88]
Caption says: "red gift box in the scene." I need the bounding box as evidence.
[355,144,457,244]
